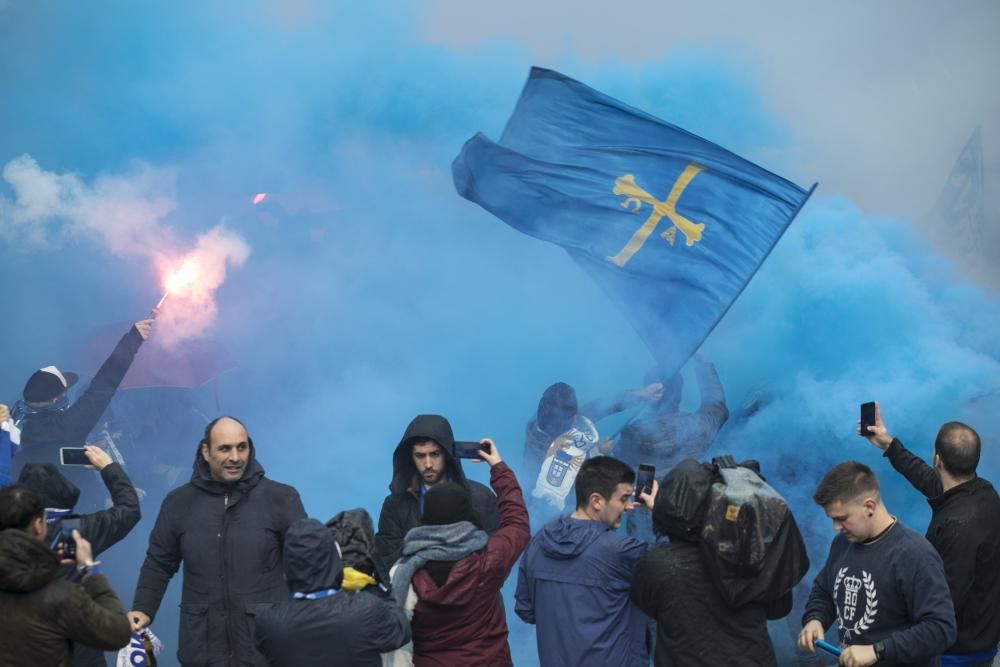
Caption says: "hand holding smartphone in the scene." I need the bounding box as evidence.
[859,402,877,438]
[636,463,656,497]
[454,440,493,460]
[59,447,90,466]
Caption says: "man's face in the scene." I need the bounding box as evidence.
[201,418,251,483]
[823,498,874,542]
[596,482,636,529]
[412,440,446,487]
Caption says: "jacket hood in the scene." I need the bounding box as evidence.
[325,508,388,586]
[283,518,344,593]
[17,463,80,509]
[0,529,60,593]
[537,515,607,560]
[389,414,466,494]
[190,438,265,494]
[651,458,714,542]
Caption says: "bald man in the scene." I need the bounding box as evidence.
[863,404,1000,666]
[129,416,306,667]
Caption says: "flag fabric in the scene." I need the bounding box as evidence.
[923,126,985,262]
[453,67,815,375]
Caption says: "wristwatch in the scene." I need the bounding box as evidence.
[873,640,886,662]
[76,560,101,576]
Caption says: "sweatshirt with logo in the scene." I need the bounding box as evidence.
[803,520,957,666]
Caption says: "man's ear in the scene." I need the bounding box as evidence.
[862,497,877,514]
[200,440,211,462]
[29,515,46,540]
[589,491,605,512]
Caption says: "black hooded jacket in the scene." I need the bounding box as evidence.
[132,440,305,667]
[254,519,410,667]
[19,461,141,560]
[629,465,791,667]
[375,415,500,567]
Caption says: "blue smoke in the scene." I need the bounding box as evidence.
[1,4,997,666]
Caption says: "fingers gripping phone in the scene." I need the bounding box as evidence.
[50,517,81,559]
[59,447,90,466]
[636,463,656,496]
[859,402,877,437]
[454,441,492,460]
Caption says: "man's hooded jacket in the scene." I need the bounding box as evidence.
[515,516,649,667]
[0,528,131,667]
[18,461,140,560]
[375,415,500,567]
[254,518,410,667]
[132,438,305,667]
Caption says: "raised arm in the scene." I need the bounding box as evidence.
[861,403,942,498]
[479,440,531,580]
[80,445,140,556]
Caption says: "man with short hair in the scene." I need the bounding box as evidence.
[0,484,131,667]
[375,414,500,567]
[862,404,1000,666]
[799,461,956,667]
[515,455,655,667]
[129,416,306,666]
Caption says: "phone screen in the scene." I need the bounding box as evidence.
[59,447,90,466]
[636,464,656,496]
[860,402,877,437]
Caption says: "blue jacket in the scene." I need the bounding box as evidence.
[515,515,648,667]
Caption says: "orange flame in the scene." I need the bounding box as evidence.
[252,193,268,205]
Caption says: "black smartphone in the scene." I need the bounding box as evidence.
[454,441,492,460]
[860,402,877,437]
[59,447,90,466]
[51,517,81,559]
[636,463,656,496]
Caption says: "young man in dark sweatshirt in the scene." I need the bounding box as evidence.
[799,461,956,667]
[862,404,1000,666]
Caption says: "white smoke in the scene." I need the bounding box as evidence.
[0,154,250,344]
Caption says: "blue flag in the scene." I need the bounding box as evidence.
[453,67,816,374]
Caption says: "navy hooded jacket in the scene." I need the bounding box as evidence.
[515,515,648,667]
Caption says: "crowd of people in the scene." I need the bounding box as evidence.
[1,321,998,667]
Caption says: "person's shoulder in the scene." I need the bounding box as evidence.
[465,478,496,496]
[257,477,301,497]
[890,521,942,563]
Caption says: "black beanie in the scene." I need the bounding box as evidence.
[421,482,477,526]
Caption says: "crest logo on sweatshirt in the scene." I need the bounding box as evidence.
[833,567,879,641]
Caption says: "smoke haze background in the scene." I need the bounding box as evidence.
[1,2,997,664]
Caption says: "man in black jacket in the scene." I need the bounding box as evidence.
[12,319,153,508]
[17,446,141,667]
[18,445,141,562]
[254,518,410,666]
[375,414,500,567]
[129,416,306,666]
[862,403,1000,666]
[630,460,793,667]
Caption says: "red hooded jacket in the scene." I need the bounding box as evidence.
[409,462,530,666]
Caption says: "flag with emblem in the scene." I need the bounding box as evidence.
[453,67,816,374]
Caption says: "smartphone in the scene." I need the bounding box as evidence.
[59,447,90,466]
[859,402,877,437]
[635,463,656,496]
[454,441,491,460]
[50,517,82,559]
[815,640,841,657]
